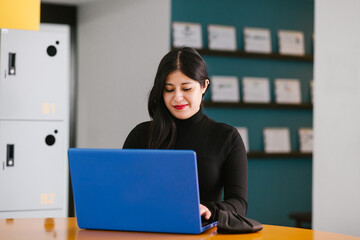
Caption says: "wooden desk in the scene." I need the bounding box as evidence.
[1,217,359,240]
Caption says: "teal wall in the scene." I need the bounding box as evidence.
[172,0,314,227]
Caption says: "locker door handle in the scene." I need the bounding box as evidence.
[9,53,16,75]
[6,144,14,167]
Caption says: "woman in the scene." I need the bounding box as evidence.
[123,47,248,222]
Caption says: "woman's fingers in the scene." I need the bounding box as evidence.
[200,204,211,220]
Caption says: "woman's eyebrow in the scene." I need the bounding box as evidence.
[164,82,193,86]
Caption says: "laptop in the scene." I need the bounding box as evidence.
[68,148,217,234]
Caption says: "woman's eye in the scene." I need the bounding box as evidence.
[164,89,174,92]
[183,88,192,91]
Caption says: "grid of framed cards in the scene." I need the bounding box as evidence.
[236,127,313,153]
[210,76,312,104]
[263,127,313,153]
[172,21,313,155]
[172,21,311,56]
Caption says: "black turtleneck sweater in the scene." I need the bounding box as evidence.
[123,110,248,220]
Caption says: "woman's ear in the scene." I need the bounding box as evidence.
[201,79,210,94]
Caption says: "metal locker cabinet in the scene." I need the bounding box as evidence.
[0,28,68,121]
[0,25,70,218]
[0,120,68,217]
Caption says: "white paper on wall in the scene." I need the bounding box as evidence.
[172,22,202,49]
[236,127,249,152]
[274,78,302,104]
[208,24,237,51]
[299,128,313,153]
[243,27,272,53]
[242,77,271,103]
[310,80,314,103]
[263,127,291,153]
[278,30,305,56]
[211,76,240,102]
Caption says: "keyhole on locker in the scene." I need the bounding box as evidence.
[45,135,56,146]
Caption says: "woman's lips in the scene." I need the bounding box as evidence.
[173,104,188,110]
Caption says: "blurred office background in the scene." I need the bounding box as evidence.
[1,0,360,237]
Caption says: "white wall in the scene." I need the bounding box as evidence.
[313,0,360,236]
[76,0,170,148]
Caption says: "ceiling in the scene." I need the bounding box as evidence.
[42,0,100,6]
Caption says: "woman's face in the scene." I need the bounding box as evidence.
[163,70,208,120]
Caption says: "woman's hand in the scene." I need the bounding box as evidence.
[200,204,211,220]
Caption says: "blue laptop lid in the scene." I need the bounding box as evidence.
[68,148,204,234]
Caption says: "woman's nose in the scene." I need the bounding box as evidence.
[174,89,183,101]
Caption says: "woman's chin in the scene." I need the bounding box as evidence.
[171,110,193,120]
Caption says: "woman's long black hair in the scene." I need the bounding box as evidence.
[147,47,209,149]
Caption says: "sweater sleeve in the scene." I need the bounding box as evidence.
[203,129,248,220]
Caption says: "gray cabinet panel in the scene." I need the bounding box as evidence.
[0,120,66,212]
[0,25,69,218]
[0,28,68,121]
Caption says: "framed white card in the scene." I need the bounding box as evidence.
[310,80,314,103]
[243,27,272,53]
[242,77,271,103]
[236,127,249,152]
[263,127,291,153]
[211,76,240,102]
[208,24,237,51]
[298,128,313,153]
[172,22,202,49]
[274,78,301,104]
[278,30,305,56]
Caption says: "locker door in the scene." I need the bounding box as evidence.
[0,28,69,121]
[0,120,66,212]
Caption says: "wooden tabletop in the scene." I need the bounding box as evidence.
[1,217,360,240]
